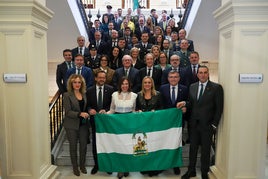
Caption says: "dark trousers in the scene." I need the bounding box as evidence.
[65,125,89,168]
[90,117,98,168]
[188,122,213,174]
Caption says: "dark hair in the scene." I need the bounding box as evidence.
[75,54,84,59]
[63,49,72,55]
[197,65,209,73]
[190,51,199,57]
[95,70,107,78]
[118,77,132,93]
[100,54,110,62]
[151,9,156,13]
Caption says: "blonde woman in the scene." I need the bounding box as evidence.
[63,74,89,176]
[130,47,145,69]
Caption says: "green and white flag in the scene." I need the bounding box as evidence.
[95,108,183,172]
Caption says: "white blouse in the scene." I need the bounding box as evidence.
[108,91,137,114]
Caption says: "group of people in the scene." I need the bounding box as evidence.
[56,6,224,179]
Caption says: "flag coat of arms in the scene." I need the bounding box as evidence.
[95,108,183,172]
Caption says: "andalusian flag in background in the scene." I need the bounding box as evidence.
[95,108,183,172]
[133,0,139,11]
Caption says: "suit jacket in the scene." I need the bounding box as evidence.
[161,67,186,86]
[71,47,90,61]
[113,19,122,31]
[139,66,162,90]
[86,84,114,112]
[187,81,224,128]
[134,42,153,61]
[112,67,140,93]
[66,66,94,90]
[134,25,151,40]
[63,92,88,130]
[91,40,108,55]
[56,61,74,93]
[132,58,145,70]
[136,91,163,111]
[184,64,199,89]
[158,20,168,32]
[159,83,188,109]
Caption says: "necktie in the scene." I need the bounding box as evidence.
[98,87,103,110]
[67,62,71,69]
[79,47,82,54]
[77,68,81,75]
[198,84,204,101]
[96,41,99,48]
[147,68,151,76]
[171,86,176,105]
[143,44,146,48]
[125,69,128,77]
[193,65,197,76]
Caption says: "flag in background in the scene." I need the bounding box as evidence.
[95,108,183,172]
[133,0,139,11]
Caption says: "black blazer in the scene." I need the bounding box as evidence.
[136,91,163,111]
[184,65,199,89]
[187,81,224,128]
[134,42,153,61]
[159,84,188,109]
[56,61,70,93]
[86,85,114,112]
[112,67,140,93]
[71,47,90,61]
[139,67,162,90]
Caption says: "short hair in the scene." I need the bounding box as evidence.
[95,70,107,78]
[118,37,125,41]
[168,70,180,78]
[190,51,199,57]
[75,54,84,59]
[144,52,154,60]
[118,77,132,93]
[197,65,209,73]
[140,76,157,96]
[63,49,72,56]
[124,26,131,31]
[67,74,86,93]
[151,9,156,13]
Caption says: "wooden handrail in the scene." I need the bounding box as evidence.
[49,90,64,151]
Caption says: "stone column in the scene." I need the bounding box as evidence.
[211,1,268,179]
[0,1,58,178]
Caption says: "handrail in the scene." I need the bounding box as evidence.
[76,0,90,38]
[181,0,194,29]
[49,90,64,151]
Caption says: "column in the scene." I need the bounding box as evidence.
[211,1,268,179]
[0,1,58,178]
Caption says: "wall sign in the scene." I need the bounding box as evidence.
[3,73,27,83]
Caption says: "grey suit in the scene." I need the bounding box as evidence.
[63,92,89,168]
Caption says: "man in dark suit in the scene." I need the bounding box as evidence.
[161,54,186,86]
[66,54,94,90]
[184,51,200,89]
[162,39,174,63]
[71,36,90,61]
[86,70,114,174]
[139,53,162,90]
[150,9,158,26]
[134,17,150,40]
[89,19,103,42]
[159,70,188,175]
[113,11,122,31]
[178,29,195,52]
[56,49,74,93]
[112,55,140,93]
[177,65,224,179]
[91,31,108,55]
[134,32,153,62]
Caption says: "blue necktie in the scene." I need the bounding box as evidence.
[171,86,176,105]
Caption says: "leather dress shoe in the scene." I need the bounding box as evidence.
[181,171,196,179]
[107,172,112,175]
[117,172,124,179]
[173,167,181,175]
[80,166,87,174]
[91,166,98,174]
[73,167,80,176]
[124,172,129,177]
[202,173,209,179]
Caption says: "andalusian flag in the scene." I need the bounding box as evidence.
[95,108,183,172]
[133,0,139,11]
